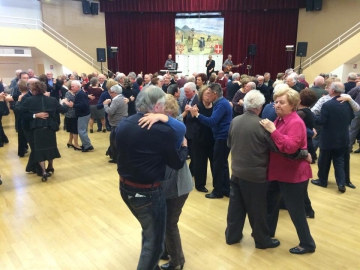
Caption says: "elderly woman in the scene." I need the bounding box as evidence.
[104,85,128,163]
[260,88,316,254]
[16,81,68,182]
[87,77,106,132]
[138,94,193,270]
[231,80,254,117]
[226,90,280,249]
[196,73,208,92]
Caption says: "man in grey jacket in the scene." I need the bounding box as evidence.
[103,85,128,129]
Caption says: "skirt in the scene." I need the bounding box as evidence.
[65,117,78,134]
[33,127,61,162]
[90,105,105,119]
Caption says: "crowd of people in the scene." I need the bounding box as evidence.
[1,64,360,269]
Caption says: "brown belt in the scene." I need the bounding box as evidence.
[120,176,161,189]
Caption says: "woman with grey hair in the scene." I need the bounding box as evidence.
[103,84,128,163]
[87,77,106,132]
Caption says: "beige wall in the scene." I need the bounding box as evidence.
[41,0,107,67]
[296,0,360,67]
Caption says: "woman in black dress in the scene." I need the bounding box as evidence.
[191,88,215,192]
[16,81,67,182]
[206,55,215,79]
[122,77,137,116]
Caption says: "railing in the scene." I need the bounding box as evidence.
[0,16,110,74]
[295,22,360,71]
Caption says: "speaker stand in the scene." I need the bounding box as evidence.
[100,62,103,74]
[298,56,303,74]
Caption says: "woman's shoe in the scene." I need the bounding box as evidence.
[90,129,93,133]
[46,168,55,174]
[102,129,106,133]
[41,173,51,182]
[160,263,184,270]
[73,146,82,151]
[289,246,315,254]
[67,143,74,148]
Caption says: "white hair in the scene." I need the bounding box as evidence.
[110,84,122,94]
[71,80,81,87]
[184,82,196,92]
[273,83,288,95]
[186,75,195,82]
[244,90,265,111]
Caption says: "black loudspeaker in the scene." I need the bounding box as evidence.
[107,46,118,59]
[296,42,308,57]
[91,2,99,15]
[314,0,322,11]
[306,0,314,11]
[82,0,91,14]
[96,48,106,62]
[248,44,257,56]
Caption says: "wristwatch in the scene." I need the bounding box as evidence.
[195,113,199,118]
[33,114,36,118]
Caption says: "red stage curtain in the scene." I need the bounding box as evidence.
[223,9,299,77]
[105,12,176,75]
[100,0,305,13]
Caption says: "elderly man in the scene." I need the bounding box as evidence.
[298,74,309,88]
[143,74,151,89]
[285,74,300,92]
[162,73,175,93]
[191,83,233,198]
[177,74,186,89]
[311,83,354,193]
[27,69,36,79]
[116,86,187,270]
[128,72,140,94]
[310,76,327,101]
[348,83,360,153]
[64,81,93,152]
[98,74,107,92]
[344,72,358,93]
[179,75,194,107]
[115,73,126,89]
[256,76,270,104]
[231,81,256,117]
[9,69,22,91]
[103,85,128,163]
[215,70,228,98]
[226,73,241,101]
[226,90,280,249]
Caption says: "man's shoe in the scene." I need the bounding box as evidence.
[256,239,280,249]
[311,179,327,188]
[306,210,315,219]
[346,182,356,189]
[338,185,346,193]
[196,187,208,193]
[160,263,183,270]
[205,192,223,199]
[82,146,94,152]
[289,246,315,254]
[354,148,360,153]
[108,159,117,163]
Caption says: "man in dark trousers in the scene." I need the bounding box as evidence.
[191,83,233,198]
[116,86,187,270]
[180,82,199,176]
[311,82,354,193]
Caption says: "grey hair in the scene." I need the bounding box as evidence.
[232,73,240,80]
[71,80,81,87]
[298,74,305,79]
[184,82,196,92]
[157,75,164,82]
[244,90,265,111]
[287,74,297,83]
[110,84,122,94]
[186,75,195,82]
[248,82,256,90]
[135,86,166,113]
[208,83,223,97]
[128,72,136,80]
[348,72,358,80]
[285,68,294,75]
[115,73,125,82]
[272,83,288,95]
[330,82,345,93]
[90,77,98,86]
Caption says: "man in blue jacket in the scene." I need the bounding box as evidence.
[191,83,233,198]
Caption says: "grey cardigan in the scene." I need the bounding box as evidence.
[162,162,193,199]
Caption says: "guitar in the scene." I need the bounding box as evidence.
[223,63,242,73]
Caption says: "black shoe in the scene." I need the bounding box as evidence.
[46,168,55,174]
[311,179,327,188]
[289,246,315,254]
[102,129,106,133]
[41,173,48,182]
[73,146,82,151]
[205,192,223,199]
[67,143,74,148]
[82,146,94,152]
[97,129,101,132]
[338,185,346,193]
[160,254,170,260]
[256,239,280,249]
[306,210,315,219]
[346,182,356,189]
[160,263,183,270]
[90,129,93,133]
[0,143,4,147]
[354,148,360,153]
[196,187,208,193]
[108,159,117,163]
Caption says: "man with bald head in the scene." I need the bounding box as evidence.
[311,82,354,193]
[310,76,327,101]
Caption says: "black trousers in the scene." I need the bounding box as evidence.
[165,193,189,267]
[186,138,194,176]
[18,125,28,157]
[0,114,8,145]
[317,147,347,186]
[225,177,272,247]
[212,139,230,196]
[267,180,316,250]
[192,139,213,190]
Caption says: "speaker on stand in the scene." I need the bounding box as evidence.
[286,45,295,69]
[296,42,308,74]
[96,48,106,74]
[107,46,119,72]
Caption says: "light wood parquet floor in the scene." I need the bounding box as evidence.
[0,112,360,270]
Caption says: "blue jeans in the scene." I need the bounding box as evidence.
[77,114,92,148]
[120,182,166,270]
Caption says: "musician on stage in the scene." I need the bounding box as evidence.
[222,54,242,73]
[164,54,175,69]
[206,55,215,79]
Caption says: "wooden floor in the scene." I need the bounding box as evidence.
[0,112,360,270]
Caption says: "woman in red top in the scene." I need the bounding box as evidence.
[260,88,316,255]
[87,77,106,133]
